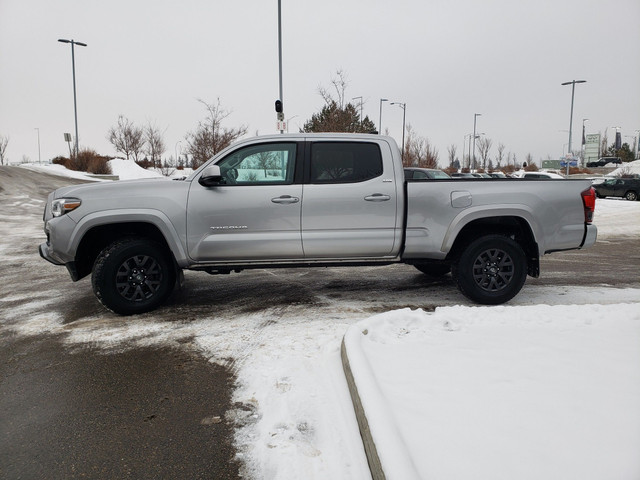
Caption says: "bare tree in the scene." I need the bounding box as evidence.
[144,122,166,168]
[477,137,493,170]
[0,135,8,165]
[496,143,505,169]
[108,115,144,161]
[447,144,458,168]
[159,157,176,177]
[185,98,248,169]
[403,125,438,168]
[318,69,348,108]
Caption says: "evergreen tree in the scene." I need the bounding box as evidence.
[302,101,377,133]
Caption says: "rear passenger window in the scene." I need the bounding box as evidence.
[310,142,383,184]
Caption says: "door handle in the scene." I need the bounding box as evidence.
[364,193,391,202]
[271,195,300,204]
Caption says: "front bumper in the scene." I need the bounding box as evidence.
[39,242,64,265]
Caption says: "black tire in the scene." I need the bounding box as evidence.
[414,263,451,277]
[452,234,527,305]
[92,238,176,315]
[624,191,638,201]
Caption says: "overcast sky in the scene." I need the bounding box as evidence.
[1,0,638,166]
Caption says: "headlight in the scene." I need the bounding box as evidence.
[51,198,81,217]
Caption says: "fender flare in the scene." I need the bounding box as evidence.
[441,204,543,255]
[69,209,189,266]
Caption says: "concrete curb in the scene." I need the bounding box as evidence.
[340,337,386,480]
[341,326,420,480]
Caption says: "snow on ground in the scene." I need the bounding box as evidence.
[4,162,640,479]
[345,303,640,480]
[593,197,640,238]
[609,158,640,177]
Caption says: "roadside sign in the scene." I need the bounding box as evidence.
[276,121,287,132]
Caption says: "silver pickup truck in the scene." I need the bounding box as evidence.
[40,134,597,314]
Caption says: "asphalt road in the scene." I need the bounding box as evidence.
[1,166,638,479]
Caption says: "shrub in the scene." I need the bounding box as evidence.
[87,156,112,175]
[65,149,111,174]
[136,157,154,169]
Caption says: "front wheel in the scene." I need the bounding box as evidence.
[452,234,527,305]
[625,191,638,201]
[92,238,176,315]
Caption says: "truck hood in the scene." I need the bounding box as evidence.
[52,177,182,199]
[50,177,192,224]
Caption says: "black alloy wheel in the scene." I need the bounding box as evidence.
[452,234,527,305]
[92,238,176,315]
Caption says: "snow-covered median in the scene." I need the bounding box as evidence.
[343,303,640,479]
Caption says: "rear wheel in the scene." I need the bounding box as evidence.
[92,238,176,315]
[625,191,638,201]
[452,234,527,305]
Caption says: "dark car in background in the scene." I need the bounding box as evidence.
[587,157,623,168]
[593,178,640,201]
[404,168,451,179]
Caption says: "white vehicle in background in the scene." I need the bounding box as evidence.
[512,170,565,179]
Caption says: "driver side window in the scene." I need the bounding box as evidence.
[216,143,297,185]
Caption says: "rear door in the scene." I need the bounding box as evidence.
[187,141,303,261]
[300,140,401,258]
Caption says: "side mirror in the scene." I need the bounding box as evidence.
[198,165,222,187]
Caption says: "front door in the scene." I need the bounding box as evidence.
[187,142,303,262]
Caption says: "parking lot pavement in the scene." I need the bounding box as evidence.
[0,334,240,480]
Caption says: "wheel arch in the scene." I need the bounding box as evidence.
[70,211,186,280]
[445,215,540,278]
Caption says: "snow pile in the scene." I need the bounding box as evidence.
[345,304,640,479]
[107,158,164,180]
[593,197,640,238]
[609,159,640,177]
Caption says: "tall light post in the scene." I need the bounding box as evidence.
[472,113,481,170]
[611,125,622,152]
[34,128,41,164]
[175,140,182,165]
[58,39,87,158]
[276,0,285,133]
[390,102,406,162]
[464,133,472,169]
[379,98,388,134]
[561,79,586,174]
[635,130,640,159]
[581,118,589,166]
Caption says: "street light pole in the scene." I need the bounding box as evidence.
[34,128,41,164]
[175,140,182,165]
[58,38,87,158]
[391,102,406,163]
[561,79,586,175]
[472,113,481,170]
[277,0,284,134]
[581,118,589,166]
[379,98,388,134]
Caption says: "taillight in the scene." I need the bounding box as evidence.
[581,187,596,224]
